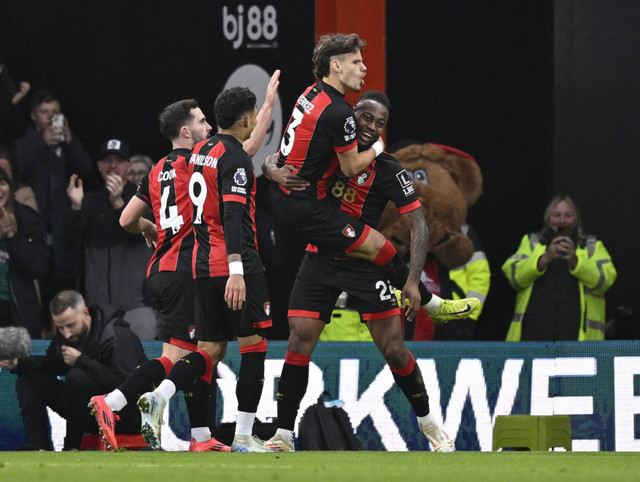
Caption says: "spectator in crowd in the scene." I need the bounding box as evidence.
[12,89,93,331]
[64,139,158,340]
[0,54,30,144]
[0,290,146,451]
[0,145,37,211]
[0,166,48,337]
[502,194,617,341]
[127,153,153,187]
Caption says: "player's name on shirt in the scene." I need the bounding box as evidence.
[156,168,177,182]
[297,93,315,114]
[189,153,219,168]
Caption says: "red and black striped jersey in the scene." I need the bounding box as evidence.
[277,80,357,200]
[329,151,421,228]
[188,134,262,279]
[136,148,194,276]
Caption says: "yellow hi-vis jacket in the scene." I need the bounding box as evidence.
[448,224,491,320]
[502,232,617,341]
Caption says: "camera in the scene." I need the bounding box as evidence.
[540,227,577,246]
[51,113,65,142]
[51,113,64,129]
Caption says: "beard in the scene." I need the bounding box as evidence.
[65,323,90,348]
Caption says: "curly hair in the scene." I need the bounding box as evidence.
[214,87,256,129]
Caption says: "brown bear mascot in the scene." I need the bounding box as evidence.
[379,142,484,340]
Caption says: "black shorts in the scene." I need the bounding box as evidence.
[269,185,369,257]
[145,271,197,350]
[194,271,272,342]
[288,253,401,323]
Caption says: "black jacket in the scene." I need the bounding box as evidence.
[13,125,92,279]
[5,202,49,338]
[62,182,152,320]
[13,306,147,390]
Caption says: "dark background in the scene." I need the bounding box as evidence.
[386,0,639,340]
[1,0,637,340]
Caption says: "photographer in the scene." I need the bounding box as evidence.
[502,195,617,341]
[0,290,146,451]
[12,89,93,335]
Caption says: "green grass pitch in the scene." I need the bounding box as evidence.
[1,451,639,481]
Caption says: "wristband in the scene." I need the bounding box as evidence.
[372,140,384,157]
[228,261,244,276]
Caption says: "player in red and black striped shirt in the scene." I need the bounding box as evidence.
[135,74,280,453]
[89,99,232,451]
[182,87,274,452]
[268,33,424,315]
[265,91,479,453]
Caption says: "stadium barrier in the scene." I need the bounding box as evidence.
[1,340,639,451]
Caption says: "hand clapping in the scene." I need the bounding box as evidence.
[0,206,17,239]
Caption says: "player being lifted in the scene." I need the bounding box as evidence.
[269,33,478,321]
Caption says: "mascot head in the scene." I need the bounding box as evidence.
[379,142,483,269]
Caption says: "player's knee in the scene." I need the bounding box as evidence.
[197,342,226,363]
[382,343,410,369]
[286,329,317,356]
[163,345,191,363]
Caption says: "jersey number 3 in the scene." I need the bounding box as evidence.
[280,108,304,157]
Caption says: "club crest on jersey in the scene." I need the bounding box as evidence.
[234,168,248,186]
[342,224,356,238]
[356,168,372,186]
[343,116,356,141]
[263,302,271,316]
[188,325,196,340]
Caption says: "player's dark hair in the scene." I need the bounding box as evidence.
[214,87,256,129]
[30,89,59,113]
[49,290,85,316]
[312,33,366,78]
[356,90,391,112]
[159,99,199,141]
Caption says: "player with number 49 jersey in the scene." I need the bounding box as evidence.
[135,148,194,276]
